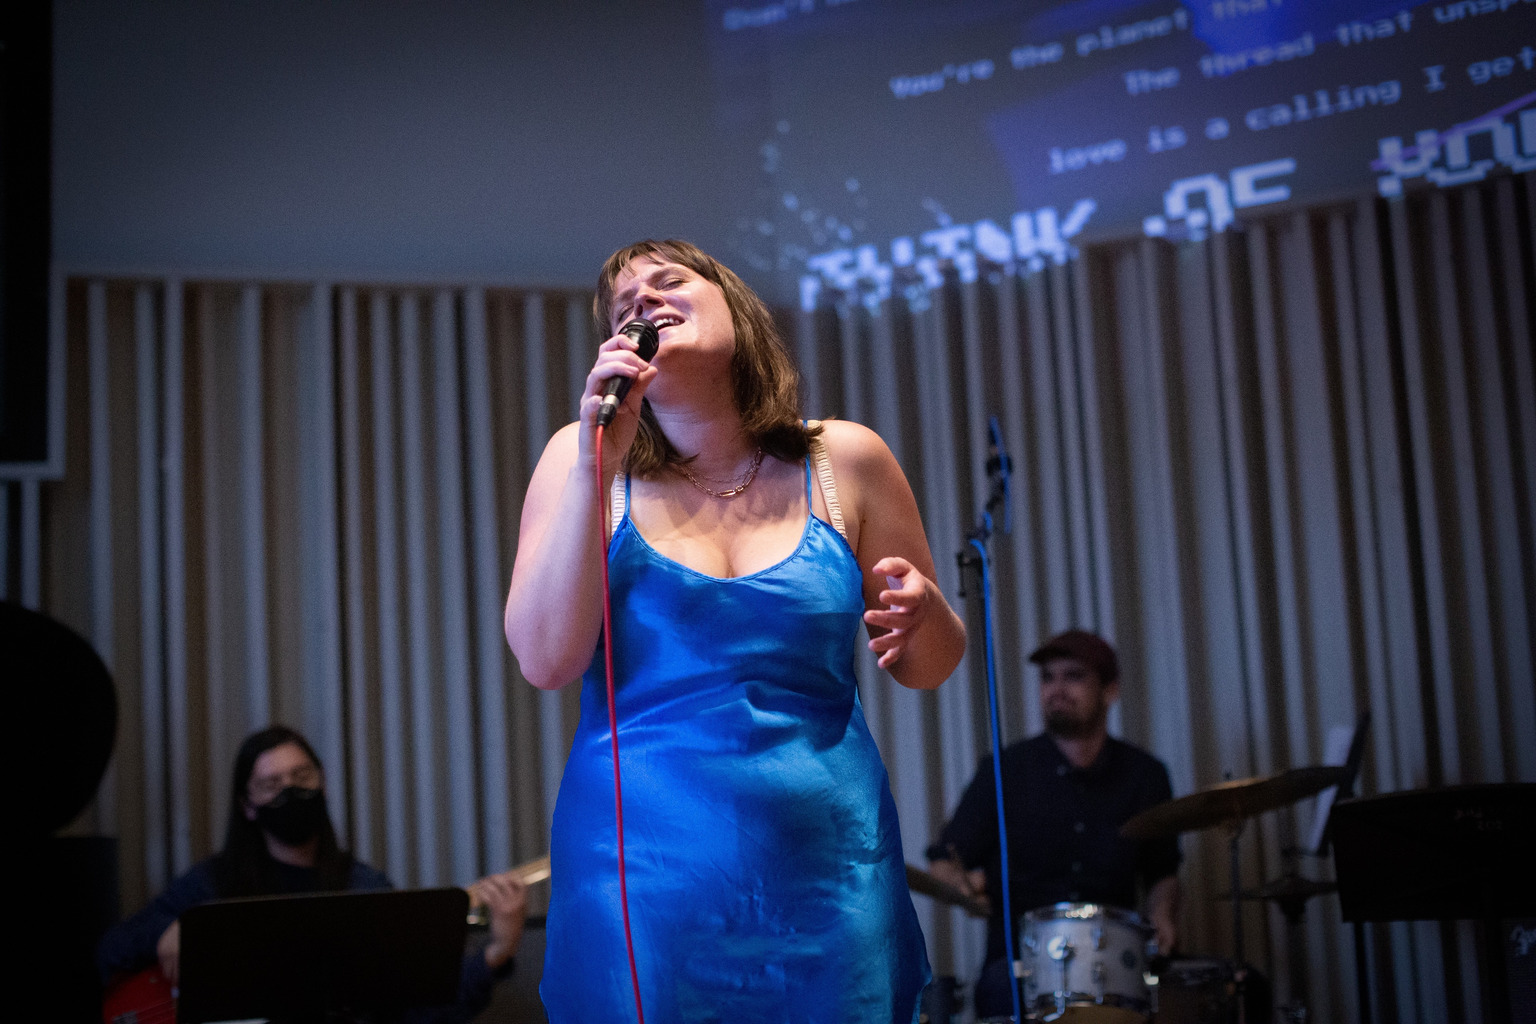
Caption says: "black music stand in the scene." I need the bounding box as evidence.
[178,887,469,1024]
[1332,784,1536,1024]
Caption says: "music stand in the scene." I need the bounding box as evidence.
[178,887,469,1024]
[1332,784,1535,923]
[1332,784,1536,1024]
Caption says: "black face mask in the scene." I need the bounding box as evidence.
[253,785,328,846]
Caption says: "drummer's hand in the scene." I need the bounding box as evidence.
[864,557,938,670]
[1150,913,1177,956]
[966,866,988,901]
[468,870,529,970]
[928,857,991,918]
[1147,875,1180,955]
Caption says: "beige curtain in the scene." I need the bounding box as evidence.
[12,171,1533,1023]
[797,174,1535,1022]
[38,282,598,918]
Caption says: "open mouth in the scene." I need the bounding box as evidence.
[652,315,684,330]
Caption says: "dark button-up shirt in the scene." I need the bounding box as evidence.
[928,733,1181,964]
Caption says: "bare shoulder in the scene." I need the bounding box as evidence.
[545,421,583,458]
[532,422,582,477]
[812,419,918,561]
[814,419,898,477]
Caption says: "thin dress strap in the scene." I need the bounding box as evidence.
[609,472,628,540]
[808,431,848,544]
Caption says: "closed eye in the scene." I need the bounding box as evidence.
[612,301,642,332]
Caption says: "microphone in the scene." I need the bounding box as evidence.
[595,317,661,428]
[985,414,1012,535]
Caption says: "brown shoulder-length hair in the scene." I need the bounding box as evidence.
[594,239,819,477]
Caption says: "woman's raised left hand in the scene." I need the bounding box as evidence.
[863,556,938,670]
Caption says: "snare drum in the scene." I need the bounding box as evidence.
[1019,902,1153,1023]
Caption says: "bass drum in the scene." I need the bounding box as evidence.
[1150,958,1235,1023]
[1019,902,1153,1023]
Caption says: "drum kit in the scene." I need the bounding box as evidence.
[912,763,1349,1023]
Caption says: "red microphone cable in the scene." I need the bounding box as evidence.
[595,423,645,1024]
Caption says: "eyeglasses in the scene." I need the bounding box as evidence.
[247,763,321,803]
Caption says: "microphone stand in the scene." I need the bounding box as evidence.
[955,416,1022,1022]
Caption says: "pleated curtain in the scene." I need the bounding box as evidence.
[10,171,1533,1023]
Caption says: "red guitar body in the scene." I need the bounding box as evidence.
[102,968,176,1024]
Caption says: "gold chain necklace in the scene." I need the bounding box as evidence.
[677,447,765,499]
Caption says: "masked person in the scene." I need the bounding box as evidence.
[98,726,526,1021]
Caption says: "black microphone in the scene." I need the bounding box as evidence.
[595,317,660,428]
[985,414,1012,534]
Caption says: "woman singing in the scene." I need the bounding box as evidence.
[504,239,966,1022]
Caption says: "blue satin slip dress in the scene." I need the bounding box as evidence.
[540,455,931,1023]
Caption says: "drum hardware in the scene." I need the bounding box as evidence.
[1047,933,1074,1018]
[1014,955,1033,1009]
[1215,872,1336,905]
[1214,867,1335,1023]
[1150,957,1255,1023]
[1015,931,1032,1006]
[1120,765,1348,1024]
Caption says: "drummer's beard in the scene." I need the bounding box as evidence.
[1045,698,1108,740]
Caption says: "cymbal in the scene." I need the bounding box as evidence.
[1121,766,1350,839]
[1216,874,1338,903]
[906,863,989,917]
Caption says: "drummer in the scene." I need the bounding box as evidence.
[926,629,1181,1018]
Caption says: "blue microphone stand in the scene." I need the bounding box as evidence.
[955,415,1022,1023]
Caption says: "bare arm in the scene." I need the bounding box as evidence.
[926,856,991,918]
[1147,875,1181,954]
[468,869,529,970]
[503,333,657,689]
[824,420,967,690]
